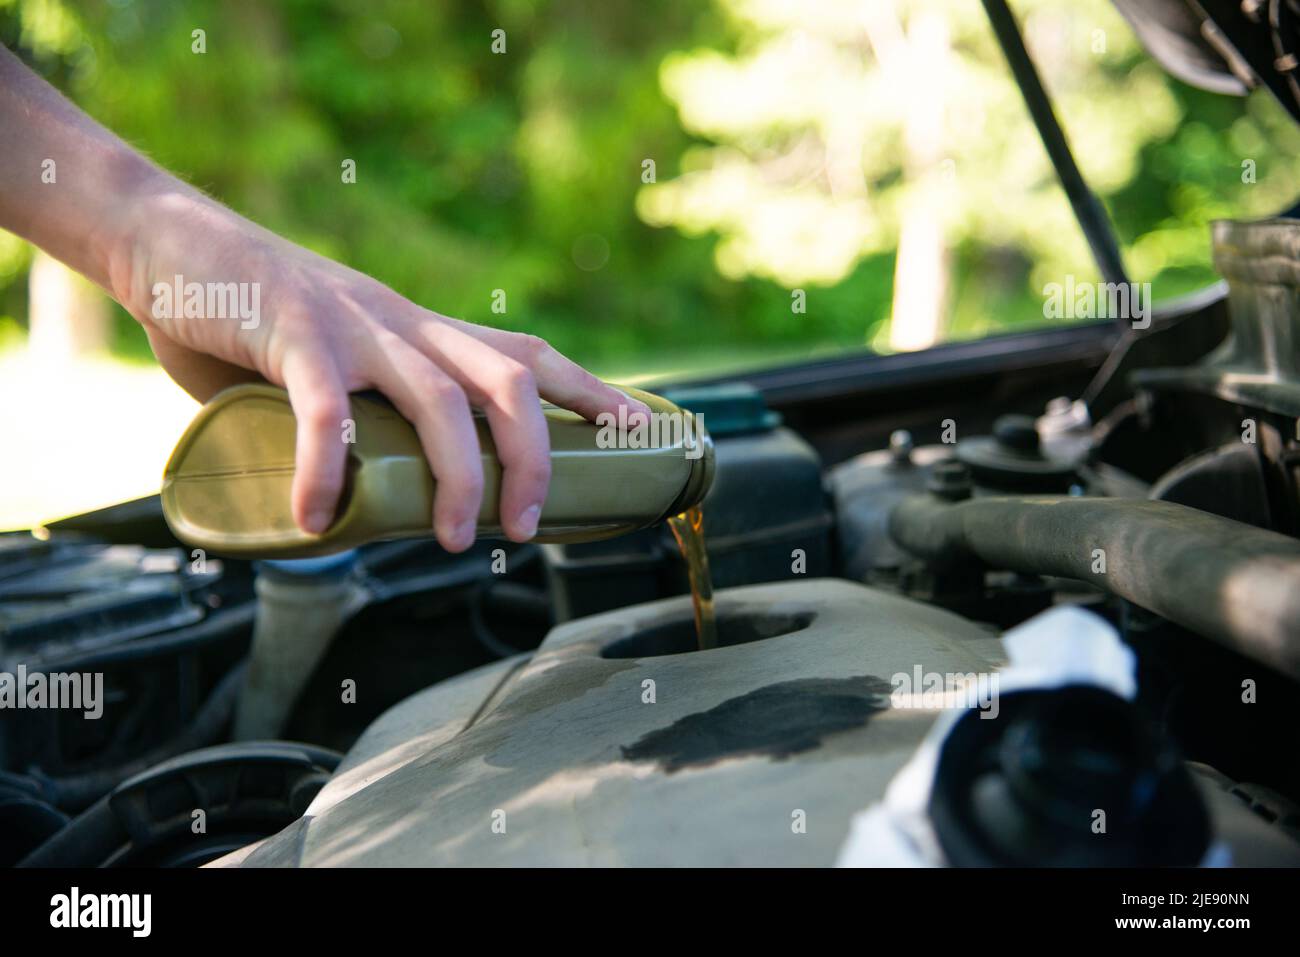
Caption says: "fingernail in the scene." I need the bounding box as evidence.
[455,518,477,550]
[303,509,332,534]
[517,503,542,539]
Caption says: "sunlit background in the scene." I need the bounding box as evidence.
[3,0,1300,528]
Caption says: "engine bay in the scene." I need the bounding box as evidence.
[4,216,1300,866]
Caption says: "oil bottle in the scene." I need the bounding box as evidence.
[161,382,714,560]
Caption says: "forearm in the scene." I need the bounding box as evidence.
[0,43,285,371]
[0,44,175,293]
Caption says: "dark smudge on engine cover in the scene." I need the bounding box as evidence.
[621,675,894,772]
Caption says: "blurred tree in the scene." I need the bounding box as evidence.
[639,0,1300,350]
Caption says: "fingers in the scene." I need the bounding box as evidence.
[448,319,651,426]
[367,342,485,553]
[281,350,352,536]
[284,305,640,550]
[401,321,551,542]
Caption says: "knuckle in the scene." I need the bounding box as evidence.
[442,466,485,502]
[514,333,552,363]
[499,439,550,489]
[416,369,466,408]
[298,392,350,433]
[520,459,551,489]
[272,292,315,326]
[494,359,536,400]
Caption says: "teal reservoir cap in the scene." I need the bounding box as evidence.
[660,383,781,438]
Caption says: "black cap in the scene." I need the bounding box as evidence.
[928,685,1211,866]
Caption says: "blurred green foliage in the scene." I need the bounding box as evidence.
[2,0,1300,379]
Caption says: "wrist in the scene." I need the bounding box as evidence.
[97,156,186,320]
[103,169,252,328]
[107,178,277,370]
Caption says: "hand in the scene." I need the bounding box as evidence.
[104,190,650,552]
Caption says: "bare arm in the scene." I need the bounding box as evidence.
[0,44,647,551]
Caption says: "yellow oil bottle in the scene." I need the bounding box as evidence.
[161,382,714,560]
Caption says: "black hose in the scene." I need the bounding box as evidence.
[19,740,341,868]
[469,581,552,659]
[36,661,248,811]
[889,494,1300,679]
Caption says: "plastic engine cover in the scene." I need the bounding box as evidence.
[216,579,1005,866]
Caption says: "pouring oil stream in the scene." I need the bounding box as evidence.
[667,504,718,651]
